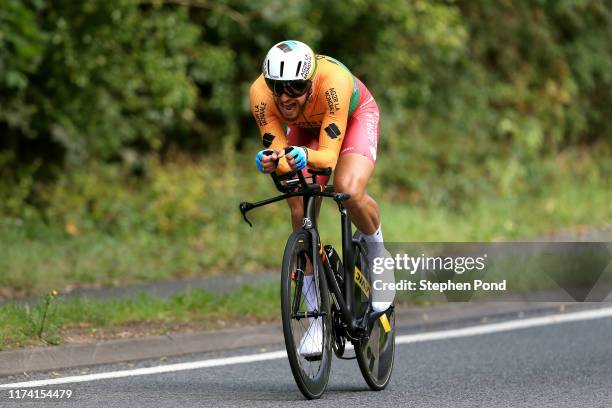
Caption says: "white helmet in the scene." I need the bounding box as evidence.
[262,40,316,82]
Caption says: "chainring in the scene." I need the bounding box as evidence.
[331,306,346,358]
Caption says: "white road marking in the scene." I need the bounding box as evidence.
[0,351,287,389]
[2,306,612,389]
[396,306,612,345]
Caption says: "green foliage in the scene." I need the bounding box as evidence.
[468,0,612,141]
[3,0,610,210]
[0,0,199,162]
[0,0,610,293]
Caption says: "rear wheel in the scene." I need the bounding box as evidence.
[280,229,332,399]
[355,309,395,390]
[352,237,395,390]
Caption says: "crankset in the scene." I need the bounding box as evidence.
[331,307,351,359]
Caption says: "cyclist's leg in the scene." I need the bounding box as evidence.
[333,83,394,311]
[333,79,381,236]
[333,154,378,234]
[334,154,394,312]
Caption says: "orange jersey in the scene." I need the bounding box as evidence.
[249,55,361,173]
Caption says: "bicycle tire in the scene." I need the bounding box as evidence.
[353,240,395,390]
[280,229,332,399]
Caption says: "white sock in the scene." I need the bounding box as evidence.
[361,224,395,312]
[360,224,385,261]
[362,224,384,243]
[302,275,317,311]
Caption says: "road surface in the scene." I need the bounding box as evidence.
[2,305,612,407]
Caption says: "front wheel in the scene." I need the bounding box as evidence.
[280,229,332,399]
[353,238,395,390]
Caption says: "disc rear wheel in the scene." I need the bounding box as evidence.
[352,238,395,390]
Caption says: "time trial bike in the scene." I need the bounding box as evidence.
[239,154,395,399]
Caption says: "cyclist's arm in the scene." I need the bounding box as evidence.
[305,75,353,169]
[249,79,292,174]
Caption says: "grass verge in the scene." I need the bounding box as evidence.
[0,283,279,351]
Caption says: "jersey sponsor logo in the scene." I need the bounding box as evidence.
[262,133,275,148]
[253,102,268,126]
[325,88,340,114]
[365,111,378,145]
[324,123,341,139]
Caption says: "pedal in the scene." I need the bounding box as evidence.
[367,304,394,326]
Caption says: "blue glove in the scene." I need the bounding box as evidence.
[285,146,308,171]
[255,149,273,173]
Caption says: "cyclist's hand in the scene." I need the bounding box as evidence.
[282,146,308,171]
[255,149,278,173]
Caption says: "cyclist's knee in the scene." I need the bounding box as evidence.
[334,176,366,204]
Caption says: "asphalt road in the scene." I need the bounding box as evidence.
[2,306,612,407]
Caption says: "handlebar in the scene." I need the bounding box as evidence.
[270,167,332,194]
[239,162,348,228]
[262,148,332,193]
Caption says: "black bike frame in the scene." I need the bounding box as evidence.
[301,191,363,333]
[239,170,377,337]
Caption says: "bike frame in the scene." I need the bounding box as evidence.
[240,170,386,339]
[301,188,363,334]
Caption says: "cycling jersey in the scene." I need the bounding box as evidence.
[250,55,378,174]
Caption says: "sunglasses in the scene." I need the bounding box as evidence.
[265,78,312,98]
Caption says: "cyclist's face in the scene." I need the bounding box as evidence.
[275,91,308,122]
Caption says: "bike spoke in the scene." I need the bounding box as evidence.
[290,250,325,377]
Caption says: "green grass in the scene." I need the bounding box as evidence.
[316,175,611,251]
[378,179,610,242]
[0,283,280,351]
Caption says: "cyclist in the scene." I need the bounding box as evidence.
[250,40,394,357]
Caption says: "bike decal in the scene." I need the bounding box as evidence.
[379,313,391,333]
[354,266,371,298]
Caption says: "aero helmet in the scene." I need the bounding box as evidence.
[262,40,316,97]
